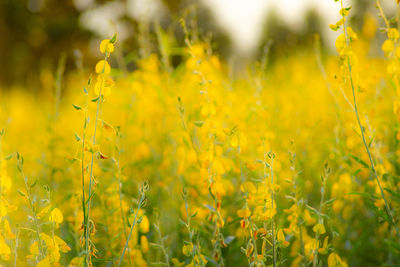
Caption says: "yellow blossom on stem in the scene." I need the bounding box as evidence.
[100,39,115,54]
[277,229,289,247]
[237,208,251,218]
[49,208,63,227]
[95,60,111,75]
[313,223,326,235]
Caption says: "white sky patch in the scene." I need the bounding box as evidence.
[201,0,395,55]
[201,0,270,55]
[126,0,166,21]
[79,1,129,41]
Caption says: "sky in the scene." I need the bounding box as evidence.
[201,0,396,55]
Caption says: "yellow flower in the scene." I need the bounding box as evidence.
[240,181,257,194]
[328,253,348,267]
[94,74,114,96]
[335,34,346,55]
[140,215,150,233]
[231,135,239,148]
[277,229,289,247]
[49,208,63,226]
[29,241,39,258]
[100,39,115,54]
[4,220,15,240]
[304,209,316,226]
[36,256,51,267]
[346,27,358,41]
[388,28,400,40]
[231,133,247,150]
[305,238,319,254]
[237,208,251,218]
[0,236,10,260]
[95,60,111,75]
[313,223,326,235]
[0,172,11,193]
[382,40,395,54]
[68,256,84,267]
[54,235,71,253]
[182,242,193,256]
[37,205,51,219]
[141,235,149,253]
[171,258,185,266]
[318,236,329,255]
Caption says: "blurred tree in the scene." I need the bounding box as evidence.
[0,0,93,89]
[0,0,232,89]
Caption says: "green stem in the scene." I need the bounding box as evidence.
[117,193,145,267]
[85,52,109,266]
[341,0,399,238]
[270,155,276,267]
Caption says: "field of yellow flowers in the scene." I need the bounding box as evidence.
[1,1,400,266]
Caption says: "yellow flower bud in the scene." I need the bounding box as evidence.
[237,208,251,218]
[277,229,289,247]
[95,60,111,75]
[140,215,150,233]
[182,242,193,256]
[388,28,399,41]
[49,208,63,225]
[100,39,115,54]
[382,40,395,54]
[313,223,326,235]
[141,235,149,253]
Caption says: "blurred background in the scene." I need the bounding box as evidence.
[0,0,397,89]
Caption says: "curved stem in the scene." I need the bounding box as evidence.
[340,0,399,238]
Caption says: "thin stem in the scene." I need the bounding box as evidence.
[261,140,270,264]
[20,166,44,260]
[312,168,328,267]
[289,148,306,266]
[81,89,88,264]
[14,228,19,267]
[270,154,276,267]
[117,193,145,267]
[115,137,132,266]
[341,0,399,237]
[154,222,171,267]
[376,0,390,29]
[84,52,109,266]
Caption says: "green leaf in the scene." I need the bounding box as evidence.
[178,218,187,226]
[349,154,369,169]
[30,179,37,188]
[75,133,81,142]
[17,190,26,197]
[109,34,117,44]
[193,121,205,127]
[4,154,13,160]
[329,24,339,31]
[91,96,100,102]
[339,7,351,16]
[323,198,336,206]
[72,104,82,110]
[384,187,400,201]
